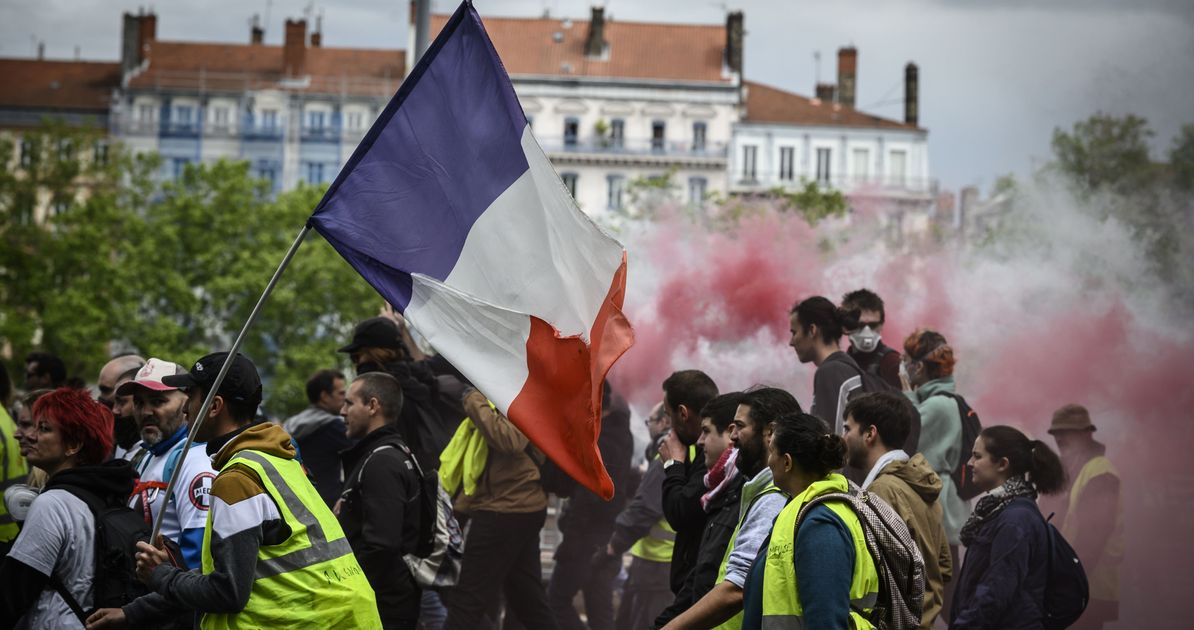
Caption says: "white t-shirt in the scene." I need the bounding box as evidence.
[7,489,95,629]
[130,441,214,547]
[112,440,145,463]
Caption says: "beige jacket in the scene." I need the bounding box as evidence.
[868,453,953,630]
[454,389,547,514]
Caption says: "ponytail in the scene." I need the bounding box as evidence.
[980,426,1067,495]
[1028,439,1066,495]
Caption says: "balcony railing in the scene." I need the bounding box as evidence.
[241,124,283,140]
[301,126,340,143]
[734,173,938,196]
[160,121,200,138]
[535,136,728,159]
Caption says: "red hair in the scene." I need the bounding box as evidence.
[32,387,114,465]
[903,329,957,378]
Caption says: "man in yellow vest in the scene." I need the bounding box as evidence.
[0,363,28,556]
[662,388,800,630]
[1049,404,1122,630]
[87,352,382,629]
[594,402,676,630]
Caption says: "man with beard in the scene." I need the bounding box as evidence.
[842,392,950,629]
[661,387,799,630]
[840,289,901,390]
[657,370,719,596]
[652,392,745,629]
[96,355,146,461]
[118,358,216,570]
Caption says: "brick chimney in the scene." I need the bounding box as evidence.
[284,19,308,76]
[725,11,744,76]
[121,11,156,73]
[904,62,919,126]
[815,83,836,102]
[311,14,323,47]
[585,7,605,57]
[250,14,264,45]
[837,46,857,108]
[138,12,156,59]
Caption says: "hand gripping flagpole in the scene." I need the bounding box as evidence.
[149,225,312,543]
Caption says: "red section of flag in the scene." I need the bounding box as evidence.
[506,254,634,500]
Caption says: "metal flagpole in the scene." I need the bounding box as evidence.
[149,225,312,542]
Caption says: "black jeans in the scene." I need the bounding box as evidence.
[547,528,618,630]
[444,510,557,630]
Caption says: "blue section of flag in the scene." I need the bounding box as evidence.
[309,1,529,310]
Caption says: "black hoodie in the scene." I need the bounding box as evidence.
[0,460,137,627]
[361,359,466,470]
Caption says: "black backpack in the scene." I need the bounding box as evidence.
[842,356,922,455]
[352,442,464,587]
[527,443,578,498]
[49,484,150,623]
[929,392,983,500]
[1041,512,1090,629]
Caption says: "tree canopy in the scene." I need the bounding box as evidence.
[0,123,380,416]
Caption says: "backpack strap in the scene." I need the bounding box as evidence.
[49,575,90,625]
[162,440,188,485]
[351,441,423,491]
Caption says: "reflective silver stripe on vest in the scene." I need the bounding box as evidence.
[851,592,878,610]
[648,524,676,542]
[759,591,877,630]
[233,451,352,579]
[761,615,803,630]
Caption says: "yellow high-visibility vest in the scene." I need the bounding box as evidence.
[200,450,382,630]
[711,473,783,630]
[629,445,697,564]
[1061,455,1122,602]
[0,407,29,543]
[761,474,880,630]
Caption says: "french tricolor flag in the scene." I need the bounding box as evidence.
[308,1,633,499]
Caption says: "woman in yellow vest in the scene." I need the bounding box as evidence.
[742,412,880,630]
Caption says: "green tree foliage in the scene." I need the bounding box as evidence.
[0,122,158,379]
[1050,113,1154,195]
[1170,124,1194,192]
[769,180,847,225]
[1,123,380,415]
[1046,113,1193,302]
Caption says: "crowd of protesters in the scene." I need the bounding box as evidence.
[0,289,1121,629]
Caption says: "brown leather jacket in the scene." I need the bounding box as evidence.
[453,389,547,514]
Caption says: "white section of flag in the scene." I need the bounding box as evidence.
[443,124,624,343]
[406,275,531,413]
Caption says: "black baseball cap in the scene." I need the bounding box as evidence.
[162,352,263,404]
[337,317,403,354]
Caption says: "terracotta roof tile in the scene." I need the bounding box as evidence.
[127,42,405,98]
[743,80,921,131]
[430,13,731,84]
[0,59,120,112]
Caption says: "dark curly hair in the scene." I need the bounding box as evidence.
[771,412,845,478]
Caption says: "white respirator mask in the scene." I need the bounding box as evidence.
[849,326,882,354]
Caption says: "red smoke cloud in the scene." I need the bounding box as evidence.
[609,201,1192,624]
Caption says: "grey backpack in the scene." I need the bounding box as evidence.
[796,481,926,630]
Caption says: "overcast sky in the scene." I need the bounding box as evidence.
[4,0,1192,192]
